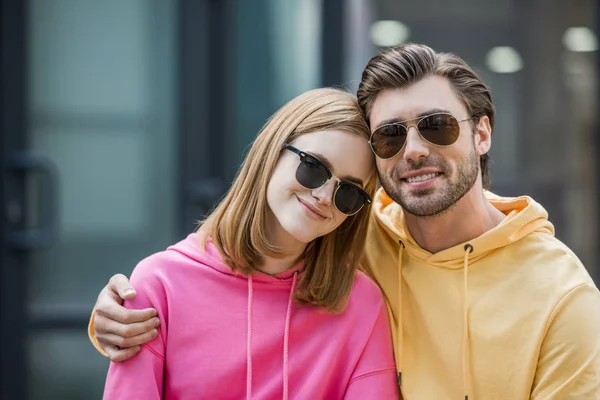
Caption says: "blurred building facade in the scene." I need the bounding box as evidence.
[0,0,597,398]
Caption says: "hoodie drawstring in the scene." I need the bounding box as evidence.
[246,271,298,400]
[397,240,474,399]
[463,244,473,400]
[247,275,254,400]
[397,240,405,389]
[283,271,298,399]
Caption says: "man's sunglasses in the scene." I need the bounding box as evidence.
[282,144,372,216]
[369,112,473,159]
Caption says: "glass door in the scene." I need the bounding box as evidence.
[3,0,183,398]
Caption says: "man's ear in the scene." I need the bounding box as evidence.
[474,115,492,156]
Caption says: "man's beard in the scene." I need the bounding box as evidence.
[379,145,480,217]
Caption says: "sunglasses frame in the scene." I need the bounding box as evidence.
[369,112,474,160]
[282,144,372,216]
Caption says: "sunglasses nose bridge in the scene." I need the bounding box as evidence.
[310,177,336,206]
[403,125,430,161]
[405,123,421,140]
[405,123,418,132]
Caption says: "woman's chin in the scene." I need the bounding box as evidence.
[281,225,320,245]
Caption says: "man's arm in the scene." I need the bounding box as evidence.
[531,283,600,399]
[102,264,168,399]
[89,274,160,361]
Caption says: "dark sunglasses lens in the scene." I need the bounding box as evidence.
[334,183,366,215]
[417,114,460,146]
[296,156,329,189]
[371,124,407,158]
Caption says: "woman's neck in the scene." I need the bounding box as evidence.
[256,251,304,276]
[255,211,307,276]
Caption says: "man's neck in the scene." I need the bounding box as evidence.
[404,187,506,254]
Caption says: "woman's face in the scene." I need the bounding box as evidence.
[266,129,374,247]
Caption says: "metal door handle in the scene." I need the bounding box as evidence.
[8,151,59,249]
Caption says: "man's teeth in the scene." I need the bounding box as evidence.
[407,173,439,183]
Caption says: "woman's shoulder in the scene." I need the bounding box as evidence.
[129,244,210,290]
[128,250,178,295]
[125,246,214,319]
[347,270,386,308]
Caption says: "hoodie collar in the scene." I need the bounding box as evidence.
[170,233,305,283]
[373,188,555,269]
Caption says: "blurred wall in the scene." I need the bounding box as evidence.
[0,0,597,398]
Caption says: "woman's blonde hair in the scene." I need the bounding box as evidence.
[201,87,378,312]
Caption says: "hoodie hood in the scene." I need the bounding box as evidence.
[363,187,597,399]
[168,233,302,400]
[169,233,305,283]
[371,188,556,398]
[373,189,555,268]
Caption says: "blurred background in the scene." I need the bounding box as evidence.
[1,0,598,398]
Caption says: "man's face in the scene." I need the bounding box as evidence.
[369,75,487,217]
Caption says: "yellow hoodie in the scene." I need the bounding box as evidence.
[363,188,600,399]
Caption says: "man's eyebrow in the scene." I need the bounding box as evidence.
[416,108,451,118]
[373,108,452,131]
[309,151,364,186]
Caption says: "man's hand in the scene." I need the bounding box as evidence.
[93,274,160,362]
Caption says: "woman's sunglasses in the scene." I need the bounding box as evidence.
[369,112,473,159]
[282,144,372,216]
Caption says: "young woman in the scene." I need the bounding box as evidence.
[101,88,397,399]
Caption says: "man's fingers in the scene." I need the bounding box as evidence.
[102,344,141,363]
[108,274,137,300]
[95,301,157,325]
[97,328,158,349]
[95,312,160,336]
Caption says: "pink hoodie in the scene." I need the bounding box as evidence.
[103,233,398,399]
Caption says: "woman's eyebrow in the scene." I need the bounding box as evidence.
[309,151,364,186]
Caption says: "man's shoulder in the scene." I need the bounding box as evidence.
[504,231,595,293]
[516,230,585,268]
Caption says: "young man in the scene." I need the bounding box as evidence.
[90,44,600,399]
